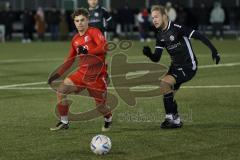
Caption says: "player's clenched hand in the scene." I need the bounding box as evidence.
[47,73,60,84]
[143,46,152,57]
[77,45,88,55]
[212,50,220,64]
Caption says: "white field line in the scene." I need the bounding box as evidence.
[0,87,51,90]
[198,62,240,68]
[0,58,62,64]
[0,62,239,89]
[123,62,240,77]
[182,85,240,89]
[2,57,237,68]
[0,54,240,64]
[126,54,240,58]
[0,85,240,90]
[0,53,240,63]
[0,82,46,89]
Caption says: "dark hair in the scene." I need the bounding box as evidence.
[151,5,167,15]
[71,8,89,19]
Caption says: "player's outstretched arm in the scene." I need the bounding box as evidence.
[55,45,77,78]
[47,47,76,85]
[47,73,60,84]
[142,46,163,62]
[192,31,220,64]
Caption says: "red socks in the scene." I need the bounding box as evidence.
[57,103,69,116]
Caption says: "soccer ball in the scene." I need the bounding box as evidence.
[90,134,112,155]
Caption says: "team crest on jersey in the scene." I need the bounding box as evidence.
[94,12,99,17]
[84,36,89,42]
[170,35,175,41]
[74,41,79,46]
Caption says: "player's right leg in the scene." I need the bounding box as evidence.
[50,78,79,131]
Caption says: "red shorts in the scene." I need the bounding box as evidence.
[68,71,107,105]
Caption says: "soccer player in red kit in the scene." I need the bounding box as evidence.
[48,8,112,131]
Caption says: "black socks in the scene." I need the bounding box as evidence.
[163,92,178,115]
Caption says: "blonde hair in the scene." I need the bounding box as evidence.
[151,5,167,15]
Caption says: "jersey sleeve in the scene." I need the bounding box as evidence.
[88,29,107,55]
[149,39,164,62]
[58,42,77,75]
[191,31,218,53]
[102,7,112,30]
[102,7,112,22]
[155,38,165,49]
[174,24,195,39]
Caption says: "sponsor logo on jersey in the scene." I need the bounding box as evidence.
[167,42,181,50]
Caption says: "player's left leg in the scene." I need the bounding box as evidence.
[95,94,112,132]
[160,66,197,129]
[160,75,183,129]
[87,75,112,132]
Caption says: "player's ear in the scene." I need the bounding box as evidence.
[163,14,168,21]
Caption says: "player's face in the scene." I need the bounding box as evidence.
[88,0,98,8]
[151,10,165,29]
[74,15,89,33]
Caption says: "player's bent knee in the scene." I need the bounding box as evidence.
[160,81,173,95]
[57,84,70,95]
[57,78,78,95]
[57,90,67,98]
[64,78,75,86]
[57,83,76,95]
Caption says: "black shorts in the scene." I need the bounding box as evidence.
[167,66,197,90]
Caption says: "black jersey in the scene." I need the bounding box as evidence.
[88,5,112,34]
[156,21,197,70]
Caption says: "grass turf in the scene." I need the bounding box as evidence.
[0,40,240,160]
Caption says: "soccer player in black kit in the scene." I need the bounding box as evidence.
[87,0,112,84]
[143,5,221,129]
[87,0,112,38]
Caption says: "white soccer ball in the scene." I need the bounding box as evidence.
[90,134,112,155]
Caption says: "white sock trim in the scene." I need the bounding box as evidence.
[165,114,173,120]
[104,116,112,122]
[61,116,69,124]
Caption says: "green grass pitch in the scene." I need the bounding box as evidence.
[0,40,240,160]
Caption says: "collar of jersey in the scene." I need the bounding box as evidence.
[78,28,90,37]
[159,20,171,33]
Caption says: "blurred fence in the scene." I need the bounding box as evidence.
[0,0,240,41]
[0,0,239,10]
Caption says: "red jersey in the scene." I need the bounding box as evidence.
[59,27,107,76]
